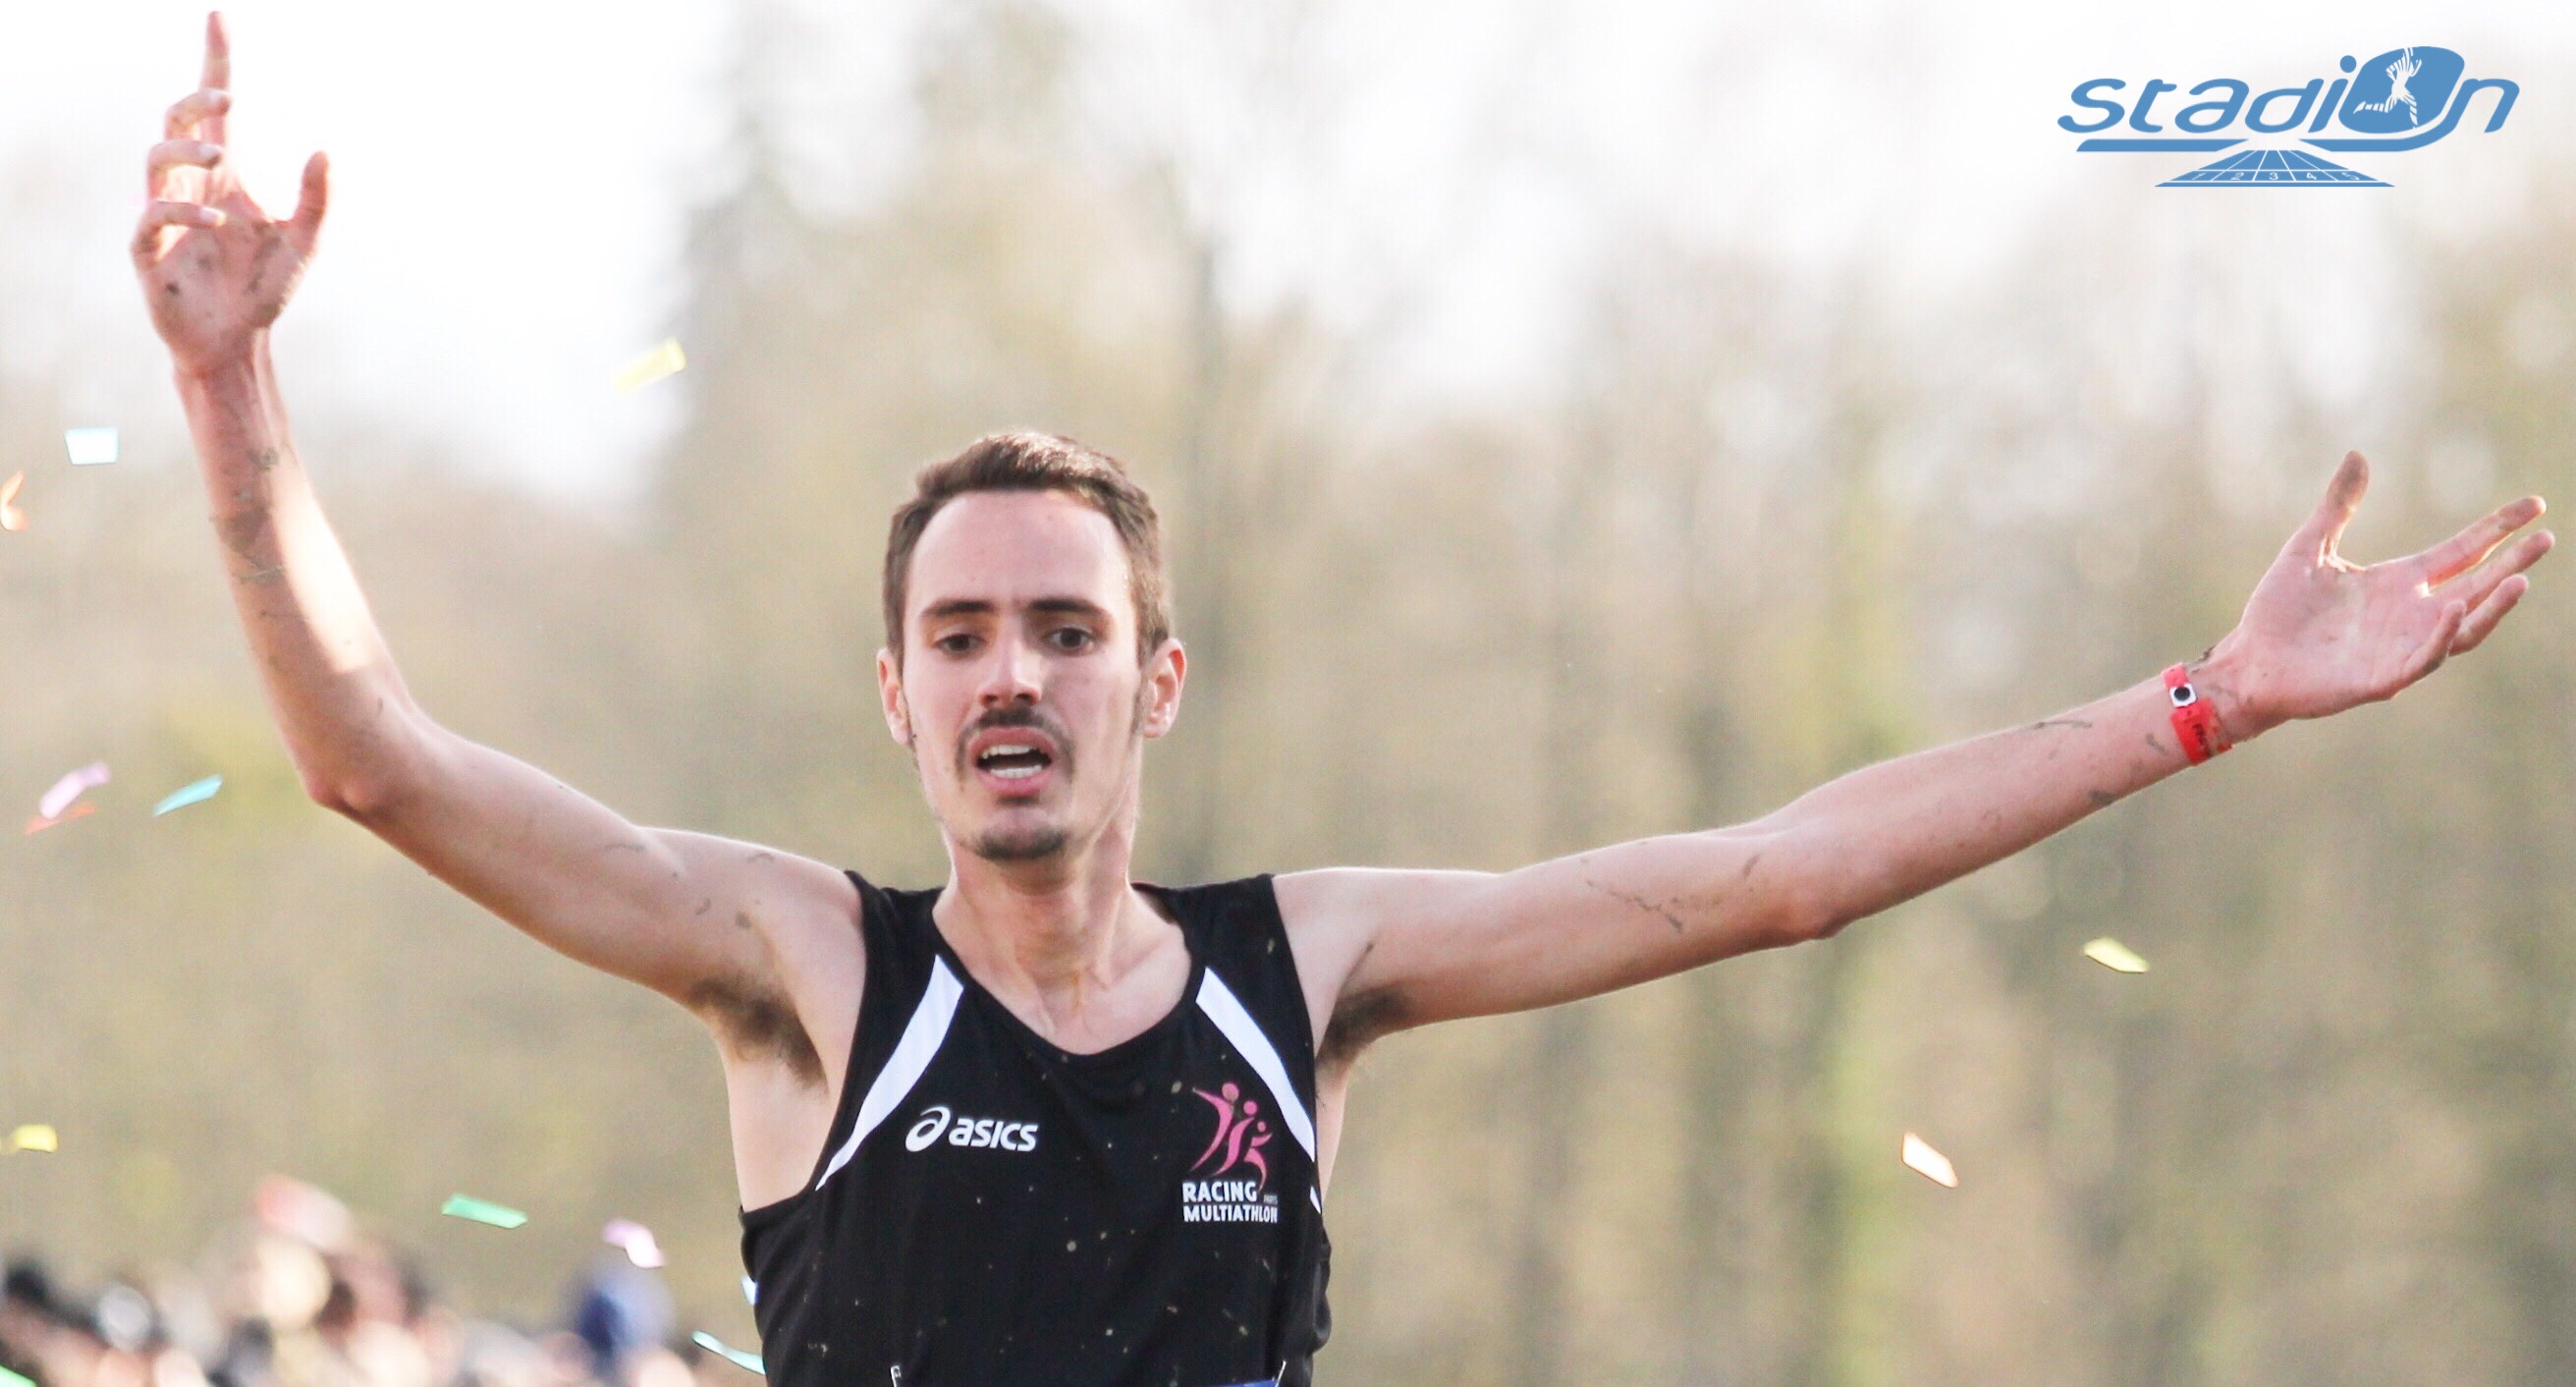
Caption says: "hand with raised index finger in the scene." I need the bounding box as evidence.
[2198,451,2553,741]
[134,11,332,374]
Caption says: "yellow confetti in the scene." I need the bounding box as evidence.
[10,1124,58,1153]
[2083,937,2150,973]
[1900,1131,1957,1188]
[613,338,686,394]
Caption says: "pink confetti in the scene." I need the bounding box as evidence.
[38,762,109,820]
[254,1174,353,1249]
[0,472,24,531]
[603,1218,665,1268]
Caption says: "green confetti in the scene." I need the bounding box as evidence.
[692,1332,764,1375]
[2,1362,35,1387]
[2083,936,2150,973]
[440,1193,527,1229]
[152,775,223,816]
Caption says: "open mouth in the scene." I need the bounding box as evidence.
[974,743,1054,781]
[966,726,1063,798]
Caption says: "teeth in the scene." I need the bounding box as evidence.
[989,764,1042,780]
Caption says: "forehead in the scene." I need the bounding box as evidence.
[907,489,1130,619]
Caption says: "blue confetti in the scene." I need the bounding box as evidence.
[152,775,223,816]
[691,1333,763,1375]
[64,428,119,466]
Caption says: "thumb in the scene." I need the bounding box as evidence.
[2290,451,2369,561]
[285,151,329,255]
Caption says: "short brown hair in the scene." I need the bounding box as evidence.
[882,432,1174,668]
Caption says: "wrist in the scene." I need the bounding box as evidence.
[173,337,271,396]
[2185,639,2274,747]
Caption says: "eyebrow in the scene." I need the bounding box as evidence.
[917,596,1116,624]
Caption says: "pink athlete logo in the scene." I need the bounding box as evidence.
[1190,1082,1273,1190]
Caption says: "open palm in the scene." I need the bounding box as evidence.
[2215,451,2550,735]
[132,13,329,373]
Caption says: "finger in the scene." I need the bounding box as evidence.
[131,199,226,266]
[164,87,230,140]
[2437,526,2553,609]
[284,151,329,256]
[2390,598,2465,694]
[201,13,231,145]
[2416,494,2545,587]
[2289,451,2370,561]
[145,138,225,199]
[2450,575,2529,657]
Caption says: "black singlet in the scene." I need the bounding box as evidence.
[739,872,1334,1387]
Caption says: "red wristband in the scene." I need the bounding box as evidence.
[2163,663,2230,764]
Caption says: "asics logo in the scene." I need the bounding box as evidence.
[903,1104,1040,1153]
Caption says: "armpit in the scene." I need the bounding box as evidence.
[1321,985,1413,1070]
[686,973,825,1086]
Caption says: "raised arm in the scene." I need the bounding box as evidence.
[1284,453,2550,1055]
[131,16,850,1040]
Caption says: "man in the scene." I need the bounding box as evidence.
[135,15,2550,1387]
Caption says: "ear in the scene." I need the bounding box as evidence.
[1139,638,1185,739]
[877,647,913,747]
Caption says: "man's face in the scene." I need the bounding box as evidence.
[879,490,1181,866]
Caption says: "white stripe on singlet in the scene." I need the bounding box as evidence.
[1194,968,1317,1160]
[815,956,964,1192]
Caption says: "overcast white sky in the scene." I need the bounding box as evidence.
[3,0,2568,508]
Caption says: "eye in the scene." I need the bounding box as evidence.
[933,633,978,655]
[1047,627,1097,652]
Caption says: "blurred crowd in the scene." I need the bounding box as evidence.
[2,1180,735,1387]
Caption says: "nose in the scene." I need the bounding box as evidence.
[975,626,1044,709]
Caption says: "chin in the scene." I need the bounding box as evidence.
[964,819,1074,863]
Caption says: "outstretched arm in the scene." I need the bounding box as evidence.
[1283,453,2550,1053]
[133,16,850,1030]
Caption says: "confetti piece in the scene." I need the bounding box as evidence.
[2083,937,2150,973]
[741,1277,757,1306]
[9,1125,57,1153]
[1901,1131,1958,1189]
[691,1333,763,1375]
[603,1218,665,1268]
[39,761,110,820]
[152,775,224,816]
[440,1194,526,1229]
[613,339,686,394]
[25,803,97,836]
[0,472,25,531]
[64,427,120,466]
[1,1365,32,1387]
[255,1174,353,1248]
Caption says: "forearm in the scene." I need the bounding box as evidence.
[1763,655,2258,934]
[181,337,423,805]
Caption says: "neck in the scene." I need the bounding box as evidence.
[935,794,1165,1011]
